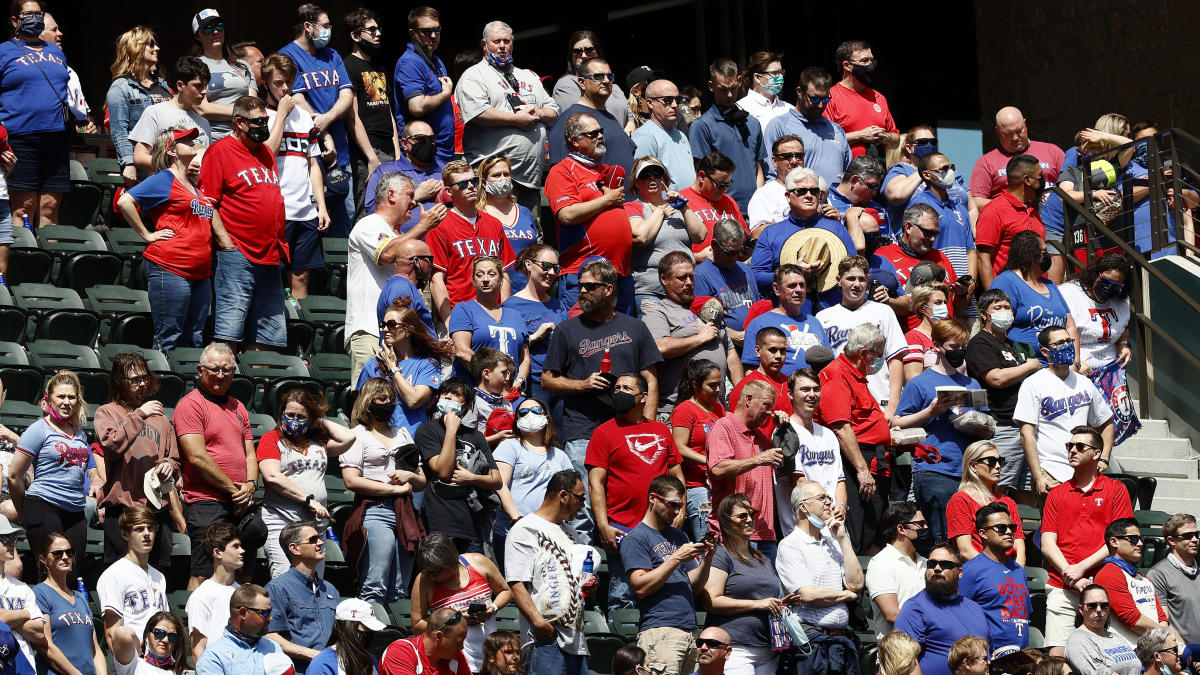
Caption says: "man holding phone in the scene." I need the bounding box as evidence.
[876,203,971,329]
[908,152,978,324]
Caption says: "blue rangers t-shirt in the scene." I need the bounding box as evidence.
[741,309,829,375]
[278,42,352,165]
[357,355,442,435]
[447,300,527,383]
[619,522,697,631]
[17,419,91,511]
[959,554,1030,650]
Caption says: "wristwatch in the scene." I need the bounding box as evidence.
[305,494,317,506]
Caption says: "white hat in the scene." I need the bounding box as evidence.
[191,9,221,34]
[263,652,296,675]
[335,598,386,631]
[0,515,22,537]
[143,470,176,510]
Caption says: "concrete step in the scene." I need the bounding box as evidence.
[1116,456,1198,479]
[1113,437,1198,459]
[1138,418,1170,436]
[1143,477,1199,501]
[1147,497,1199,515]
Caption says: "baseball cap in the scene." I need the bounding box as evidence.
[485,408,514,437]
[804,345,835,372]
[906,261,946,291]
[631,156,670,184]
[742,299,774,331]
[335,598,387,631]
[0,515,21,537]
[144,470,177,511]
[192,9,222,34]
[263,652,296,675]
[625,65,665,91]
[169,126,199,149]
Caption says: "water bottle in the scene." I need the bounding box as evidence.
[599,349,611,374]
[75,577,88,602]
[580,551,596,595]
[325,527,340,545]
[21,214,32,231]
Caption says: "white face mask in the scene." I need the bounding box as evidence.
[932,168,955,189]
[515,412,548,433]
[930,304,950,320]
[989,310,1015,332]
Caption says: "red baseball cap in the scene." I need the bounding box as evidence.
[485,409,514,436]
[169,126,199,149]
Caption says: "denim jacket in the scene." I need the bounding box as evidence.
[105,74,170,165]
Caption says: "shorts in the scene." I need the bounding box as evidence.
[1045,586,1080,647]
[183,499,268,577]
[8,132,70,193]
[637,626,696,675]
[993,423,1028,490]
[0,199,11,245]
[212,247,287,347]
[284,218,325,271]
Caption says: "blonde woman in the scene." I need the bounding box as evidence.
[477,155,537,290]
[879,631,922,675]
[903,283,951,381]
[106,26,173,186]
[945,440,1026,566]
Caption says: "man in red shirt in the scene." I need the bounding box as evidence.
[426,159,515,322]
[545,111,633,313]
[969,106,1065,210]
[728,326,792,439]
[586,372,683,613]
[817,322,895,553]
[199,95,288,351]
[1040,425,1134,655]
[976,154,1047,288]
[823,40,898,158]
[381,607,470,675]
[679,152,749,258]
[876,203,972,327]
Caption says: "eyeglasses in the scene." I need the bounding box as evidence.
[1082,601,1111,611]
[240,116,269,127]
[0,535,18,548]
[1065,441,1098,453]
[146,40,159,49]
[849,58,876,66]
[414,27,442,36]
[571,46,598,56]
[927,559,961,571]
[297,534,322,546]
[774,152,804,161]
[576,129,604,140]
[805,94,832,105]
[48,548,74,559]
[1171,531,1200,541]
[517,405,545,418]
[150,628,180,644]
[566,491,586,502]
[380,320,405,332]
[201,23,225,35]
[903,519,928,529]
[981,523,1017,535]
[1111,534,1144,545]
[804,494,832,504]
[361,26,382,35]
[451,177,480,190]
[757,69,785,78]
[126,374,151,386]
[403,134,436,144]
[908,222,939,239]
[200,365,235,375]
[17,10,43,18]
[584,72,616,82]
[913,137,939,147]
[240,606,272,619]
[788,187,822,197]
[578,281,609,292]
[706,176,734,190]
[649,95,687,106]
[637,168,666,180]
[651,493,685,510]
[282,413,310,423]
[1048,339,1076,349]
[973,456,1006,468]
[731,509,760,521]
[696,638,730,650]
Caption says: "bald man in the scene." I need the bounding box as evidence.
[380,606,469,675]
[632,79,696,189]
[375,238,437,339]
[695,626,732,675]
[969,106,1065,210]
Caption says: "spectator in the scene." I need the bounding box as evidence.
[628,156,706,309]
[460,348,517,438]
[694,627,732,675]
[969,106,1064,211]
[764,67,851,189]
[306,598,385,675]
[825,40,898,158]
[959,503,1031,649]
[775,479,864,674]
[690,58,766,215]
[587,372,684,611]
[738,51,793,134]
[990,231,1073,355]
[548,57,634,170]
[741,265,830,375]
[1125,124,1200,258]
[116,127,218,351]
[702,493,784,675]
[448,256,527,385]
[632,79,695,190]
[729,326,792,441]
[195,585,288,674]
[174,343,269,587]
[40,14,91,134]
[9,370,94,574]
[97,506,169,648]
[828,155,892,246]
[191,9,256,141]
[357,297,453,436]
[260,53,329,307]
[779,368,846,536]
[551,31,632,133]
[975,154,1048,289]
[1135,627,1185,675]
[908,152,978,308]
[866,503,929,639]
[257,390,355,578]
[0,516,43,669]
[106,26,171,186]
[815,323,898,553]
[264,521,341,671]
[1,0,71,227]
[965,289,1040,497]
[894,319,986,542]
[374,239,437,340]
[129,57,213,172]
[457,20,559,219]
[621,474,714,675]
[185,522,243,661]
[544,111,633,312]
[33,532,103,675]
[95,354,183,566]
[706,380,783,562]
[542,258,663,543]
[478,155,538,289]
[198,95,288,352]
[624,66,663,129]
[382,606,471,675]
[340,377,427,605]
[394,7,454,162]
[362,120,445,225]
[503,470,595,675]
[111,610,190,675]
[677,152,749,259]
[503,245,570,414]
[746,134,806,233]
[693,219,762,349]
[1014,328,1114,494]
[894,543,991,675]
[879,632,922,675]
[344,7,401,221]
[1147,514,1200,643]
[646,252,742,412]
[881,125,939,222]
[1063,585,1140,675]
[479,629,520,675]
[230,41,265,90]
[946,440,1027,566]
[877,203,970,323]
[1093,518,1172,645]
[1061,255,1139,443]
[1040,426,1133,656]
[279,3,356,236]
[902,283,951,380]
[670,359,726,541]
[946,636,990,675]
[346,171,443,383]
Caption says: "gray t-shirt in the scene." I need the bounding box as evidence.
[630,201,696,298]
[1064,627,1141,675]
[200,57,255,140]
[503,513,589,655]
[642,298,732,412]
[551,74,630,128]
[1147,555,1200,643]
[707,545,780,648]
[127,101,212,149]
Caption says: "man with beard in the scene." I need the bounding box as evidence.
[976,153,1050,289]
[545,112,634,312]
[823,40,898,158]
[344,8,401,221]
[548,57,634,170]
[877,204,970,329]
[394,6,455,162]
[195,584,287,674]
[376,239,436,339]
[894,543,992,675]
[695,627,732,675]
[764,67,851,187]
[958,503,1031,650]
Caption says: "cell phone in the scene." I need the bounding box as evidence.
[669,195,688,209]
[702,529,717,545]
[956,274,973,286]
[468,602,486,615]
[868,279,883,296]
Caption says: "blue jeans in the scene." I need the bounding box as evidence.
[686,486,712,542]
[525,638,587,675]
[143,258,210,351]
[563,439,595,546]
[212,248,287,347]
[752,540,778,568]
[323,163,354,238]
[606,538,635,614]
[359,503,413,604]
[912,470,961,543]
[559,272,636,316]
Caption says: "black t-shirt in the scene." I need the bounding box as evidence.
[542,311,664,442]
[343,53,394,153]
[965,329,1034,421]
[414,418,497,542]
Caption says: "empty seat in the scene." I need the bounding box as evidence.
[0,399,42,433]
[0,341,29,366]
[298,296,346,325]
[35,224,106,253]
[0,365,42,403]
[0,306,27,342]
[28,340,101,370]
[58,183,104,228]
[11,226,35,249]
[238,351,310,379]
[86,286,152,314]
[13,283,85,311]
[98,344,170,372]
[308,353,351,384]
[6,248,53,285]
[62,252,125,293]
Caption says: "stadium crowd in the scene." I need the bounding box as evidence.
[0,2,1196,675]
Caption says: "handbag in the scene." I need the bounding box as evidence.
[13,40,77,140]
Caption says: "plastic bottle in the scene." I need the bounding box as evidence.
[325,527,340,545]
[75,577,88,602]
[599,349,611,374]
[580,551,596,595]
[21,214,32,231]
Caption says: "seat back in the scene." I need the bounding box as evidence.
[6,249,54,285]
[0,341,29,366]
[58,183,104,228]
[0,366,42,403]
[35,224,106,252]
[98,344,170,372]
[0,400,42,433]
[85,285,152,314]
[35,309,102,346]
[238,351,310,379]
[12,283,84,311]
[29,340,101,370]
[63,252,125,293]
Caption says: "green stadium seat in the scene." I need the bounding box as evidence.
[167,347,207,375]
[493,605,520,631]
[309,353,351,384]
[286,319,317,357]
[299,295,346,326]
[1026,566,1049,593]
[583,610,609,635]
[386,598,412,628]
[104,315,156,348]
[36,224,106,253]
[36,310,102,346]
[86,285,151,314]
[85,158,123,185]
[0,341,29,366]
[75,369,112,404]
[585,634,626,674]
[320,324,346,354]
[261,378,324,416]
[149,373,187,408]
[1029,626,1045,648]
[238,351,310,379]
[6,248,53,285]
[69,159,89,182]
[323,539,346,563]
[28,340,101,370]
[0,400,41,432]
[322,237,348,266]
[0,285,10,306]
[11,226,35,249]
[167,590,190,617]
[0,365,42,403]
[249,413,276,441]
[0,306,29,343]
[608,608,640,640]
[58,182,104,228]
[98,344,170,372]
[12,282,84,311]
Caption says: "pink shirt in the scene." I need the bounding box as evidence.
[173,389,251,503]
[968,140,1065,200]
[706,413,775,541]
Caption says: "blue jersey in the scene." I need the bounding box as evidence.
[0,40,69,134]
[356,356,442,435]
[959,554,1031,650]
[500,206,538,290]
[895,369,986,479]
[278,42,352,165]
[828,184,894,241]
[693,258,761,331]
[988,270,1069,355]
[503,294,569,378]
[363,154,445,228]
[33,584,95,675]
[741,310,829,374]
[393,43,454,162]
[447,300,527,383]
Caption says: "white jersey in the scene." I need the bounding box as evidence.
[267,106,320,222]
[0,575,43,667]
[817,300,908,406]
[1012,368,1113,482]
[185,578,239,642]
[97,558,168,639]
[345,213,399,345]
[776,419,844,537]
[1059,281,1131,369]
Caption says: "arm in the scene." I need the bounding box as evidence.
[431,272,452,325]
[349,94,381,171]
[115,193,173,244]
[91,630,106,675]
[194,98,233,122]
[508,581,555,640]
[308,157,329,230]
[630,207,669,246]
[588,467,615,549]
[1019,422,1048,496]
[627,542,708,599]
[340,466,412,498]
[6,451,31,517]
[641,367,659,422]
[701,567,778,615]
[654,323,719,359]
[406,76,454,117]
[978,246,995,289]
[426,414,461,479]
[311,89,354,135]
[708,452,772,480]
[540,369,607,396]
[190,629,207,664]
[410,572,433,635]
[671,427,707,467]
[884,171,924,207]
[38,620,82,675]
[726,348,744,385]
[954,534,981,562]
[884,357,903,419]
[259,458,330,519]
[873,594,900,623]
[133,143,153,172]
[983,358,1041,389]
[555,189,625,225]
[450,331,475,368]
[495,463,522,521]
[265,633,320,662]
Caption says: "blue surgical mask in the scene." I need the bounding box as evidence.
[436,398,463,417]
[760,74,784,96]
[913,142,939,160]
[1047,342,1076,367]
[866,356,885,375]
[806,512,826,530]
[930,304,950,320]
[485,50,513,69]
[281,417,310,437]
[313,26,332,49]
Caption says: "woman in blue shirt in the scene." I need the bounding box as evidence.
[9,370,95,577]
[503,244,568,413]
[448,256,529,386]
[106,26,171,186]
[34,532,104,675]
[478,155,538,290]
[306,599,380,675]
[988,230,1075,357]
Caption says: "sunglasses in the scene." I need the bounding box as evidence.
[1172,531,1200,541]
[576,129,604,140]
[903,519,928,529]
[788,187,822,197]
[403,134,436,144]
[926,164,956,175]
[732,509,760,520]
[578,281,609,292]
[361,26,382,35]
[637,168,666,180]
[297,534,322,546]
[146,40,159,49]
[150,628,180,644]
[0,536,17,548]
[651,492,685,510]
[240,606,272,619]
[451,177,480,190]
[774,152,804,161]
[517,405,545,418]
[913,137,939,147]
[981,523,1017,535]
[649,95,687,106]
[928,559,961,571]
[696,638,729,650]
[380,320,404,332]
[572,46,598,55]
[805,95,832,105]
[908,222,940,238]
[1065,441,1098,453]
[535,261,561,273]
[584,73,616,82]
[974,456,1006,468]
[414,27,442,35]
[706,176,734,190]
[48,548,74,559]
[239,116,269,127]
[1111,534,1144,545]
[201,23,225,35]
[1082,601,1111,611]
[862,182,882,192]
[436,611,464,632]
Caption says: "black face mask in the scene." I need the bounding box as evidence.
[369,401,396,422]
[409,136,436,164]
[359,39,381,56]
[16,14,43,38]
[944,348,967,369]
[611,391,638,414]
[851,62,876,86]
[1040,251,1053,274]
[1093,277,1121,302]
[244,122,269,144]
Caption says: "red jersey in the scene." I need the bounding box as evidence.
[545,156,633,275]
[381,635,471,675]
[875,242,958,330]
[823,82,899,157]
[968,140,1065,200]
[125,169,214,281]
[679,186,748,254]
[584,418,681,529]
[669,399,725,489]
[816,353,890,446]
[198,135,287,265]
[728,369,793,439]
[945,490,1025,558]
[172,388,252,503]
[1041,474,1133,588]
[425,208,515,308]
[975,191,1046,277]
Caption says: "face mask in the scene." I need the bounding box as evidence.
[484,177,514,198]
[486,50,513,69]
[516,412,548,433]
[611,391,638,414]
[912,526,933,545]
[17,14,43,38]
[359,38,381,55]
[865,356,885,375]
[41,396,69,424]
[805,511,826,531]
[913,142,938,160]
[1133,144,1149,166]
[281,417,310,437]
[931,168,955,189]
[1040,251,1053,274]
[1046,342,1076,367]
[1094,277,1121,302]
[369,400,396,422]
[944,348,967,369]
[760,74,784,96]
[436,398,463,417]
[245,124,269,144]
[312,26,332,49]
[989,310,1014,332]
[409,136,436,163]
[144,650,174,669]
[930,304,949,321]
[851,62,876,85]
